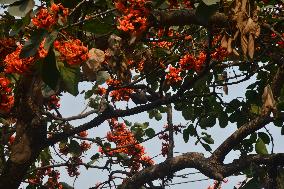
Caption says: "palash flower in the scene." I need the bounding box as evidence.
[4,45,35,74]
[54,39,89,66]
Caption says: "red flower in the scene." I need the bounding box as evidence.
[166,65,182,84]
[54,39,89,65]
[4,45,35,74]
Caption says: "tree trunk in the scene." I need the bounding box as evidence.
[0,75,46,189]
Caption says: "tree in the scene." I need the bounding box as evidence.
[0,0,283,188]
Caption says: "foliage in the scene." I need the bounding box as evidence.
[0,0,283,188]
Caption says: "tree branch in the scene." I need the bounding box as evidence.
[118,152,284,189]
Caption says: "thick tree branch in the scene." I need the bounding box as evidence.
[118,152,222,189]
[153,9,228,28]
[211,115,273,162]
[119,153,284,189]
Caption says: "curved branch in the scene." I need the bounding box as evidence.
[118,152,284,189]
[211,114,273,162]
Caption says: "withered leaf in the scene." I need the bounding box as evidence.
[227,37,233,54]
[221,35,228,48]
[241,35,248,56]
[82,48,105,81]
[248,33,254,59]
[233,49,240,56]
[262,84,277,115]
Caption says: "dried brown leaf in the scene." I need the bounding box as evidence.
[233,49,240,56]
[241,35,248,56]
[227,37,233,54]
[248,33,254,59]
[221,35,228,48]
[82,48,105,81]
[262,84,277,115]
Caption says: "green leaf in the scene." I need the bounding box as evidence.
[154,112,162,121]
[219,111,228,128]
[255,138,268,155]
[96,71,110,85]
[60,182,74,189]
[20,29,48,58]
[44,30,58,51]
[83,17,114,35]
[84,89,94,99]
[182,106,193,120]
[201,143,212,152]
[281,126,284,135]
[69,140,82,156]
[196,1,218,24]
[41,50,60,90]
[202,136,214,144]
[202,0,219,5]
[145,128,155,138]
[239,177,261,189]
[58,65,80,96]
[90,153,100,161]
[227,99,241,113]
[38,147,51,163]
[250,104,261,115]
[8,0,35,17]
[183,128,190,143]
[9,13,30,36]
[258,132,270,144]
[200,116,216,129]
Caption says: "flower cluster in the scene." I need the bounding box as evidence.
[38,38,49,58]
[4,45,35,74]
[54,39,89,66]
[0,77,14,113]
[115,0,150,34]
[67,157,82,177]
[179,51,206,72]
[32,3,69,29]
[100,119,154,172]
[106,79,134,101]
[80,141,91,152]
[211,47,228,61]
[159,125,182,157]
[28,167,62,189]
[165,65,182,85]
[46,95,60,110]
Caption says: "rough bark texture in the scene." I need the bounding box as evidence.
[0,75,46,189]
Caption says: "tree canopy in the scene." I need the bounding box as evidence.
[0,0,283,188]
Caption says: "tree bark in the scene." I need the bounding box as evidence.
[0,75,46,189]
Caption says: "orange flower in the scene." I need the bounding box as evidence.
[0,94,14,112]
[101,119,154,172]
[38,38,49,58]
[4,45,35,74]
[32,8,57,29]
[179,54,195,70]
[54,39,89,65]
[116,0,149,34]
[166,65,182,84]
[78,131,88,138]
[32,3,69,29]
